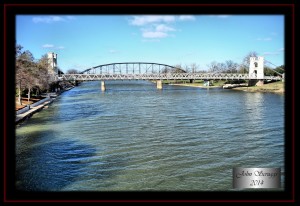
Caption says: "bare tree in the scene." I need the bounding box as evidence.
[16,45,24,105]
[182,64,189,73]
[217,62,227,73]
[243,51,258,65]
[16,47,36,104]
[225,60,238,73]
[190,63,199,73]
[36,54,51,93]
[239,51,258,73]
[67,69,80,74]
[25,70,37,102]
[207,61,219,73]
[172,64,186,73]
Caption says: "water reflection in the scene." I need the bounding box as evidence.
[244,92,264,124]
[16,135,97,191]
[15,81,284,191]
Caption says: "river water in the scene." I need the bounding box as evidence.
[15,80,285,191]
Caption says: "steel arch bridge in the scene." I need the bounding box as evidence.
[57,62,283,81]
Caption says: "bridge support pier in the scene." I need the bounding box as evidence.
[156,80,163,89]
[248,80,264,86]
[256,80,264,86]
[101,81,106,91]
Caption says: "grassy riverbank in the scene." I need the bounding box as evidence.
[166,80,284,93]
[15,86,76,111]
[232,81,284,93]
[16,97,45,111]
[167,80,225,88]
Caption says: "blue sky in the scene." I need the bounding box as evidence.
[16,15,284,73]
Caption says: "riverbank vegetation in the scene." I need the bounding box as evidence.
[15,46,284,108]
[232,81,284,93]
[163,52,284,92]
[167,79,284,93]
[164,80,227,87]
[16,45,76,108]
[166,52,284,76]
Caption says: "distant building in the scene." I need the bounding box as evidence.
[248,56,265,86]
[249,56,264,79]
[47,52,58,74]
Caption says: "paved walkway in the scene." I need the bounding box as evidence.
[15,87,75,124]
[15,98,54,124]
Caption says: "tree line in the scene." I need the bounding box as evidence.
[15,44,65,105]
[16,46,284,105]
[171,51,285,75]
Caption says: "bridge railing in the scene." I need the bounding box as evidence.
[56,73,283,81]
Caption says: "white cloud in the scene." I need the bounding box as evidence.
[129,15,176,26]
[217,15,230,18]
[33,15,76,23]
[155,24,176,32]
[256,37,272,41]
[179,15,196,21]
[42,44,54,48]
[66,16,76,20]
[33,16,64,23]
[140,24,175,39]
[57,46,65,50]
[42,44,65,50]
[129,15,195,40]
[263,48,284,56]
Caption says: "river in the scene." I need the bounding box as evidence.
[15,80,285,191]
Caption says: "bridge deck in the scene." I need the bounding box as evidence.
[57,73,283,81]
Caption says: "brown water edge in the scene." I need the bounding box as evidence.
[15,97,45,111]
[169,83,222,88]
[232,81,284,93]
[169,81,284,93]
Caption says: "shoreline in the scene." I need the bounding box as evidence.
[16,98,54,124]
[15,86,75,125]
[168,82,284,94]
[231,86,284,93]
[169,83,222,88]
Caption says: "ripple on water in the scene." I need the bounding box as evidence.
[15,81,285,191]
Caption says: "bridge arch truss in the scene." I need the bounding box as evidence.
[58,62,283,81]
[80,62,181,75]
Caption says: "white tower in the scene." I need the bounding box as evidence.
[47,52,58,74]
[249,56,264,79]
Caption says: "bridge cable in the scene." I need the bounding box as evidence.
[264,59,283,76]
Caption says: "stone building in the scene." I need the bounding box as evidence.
[249,56,264,79]
[249,56,264,86]
[47,52,58,74]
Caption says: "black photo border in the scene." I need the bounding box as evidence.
[2,2,296,203]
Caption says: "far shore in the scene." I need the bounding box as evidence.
[231,85,284,93]
[169,83,222,88]
[15,86,76,125]
[167,81,284,94]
